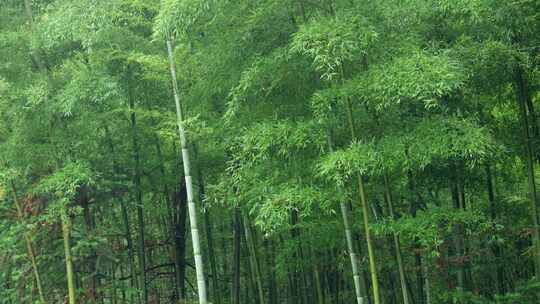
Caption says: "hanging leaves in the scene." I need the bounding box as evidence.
[153,0,214,39]
[291,13,378,81]
[350,50,467,109]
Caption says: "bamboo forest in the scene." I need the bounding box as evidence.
[1,0,540,303]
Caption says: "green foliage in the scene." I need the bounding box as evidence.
[494,279,540,303]
[254,183,337,233]
[57,60,124,116]
[39,0,121,49]
[291,13,378,80]
[232,120,325,167]
[1,0,539,303]
[318,140,380,185]
[225,47,292,121]
[434,0,487,22]
[350,50,467,109]
[373,206,493,256]
[405,116,498,169]
[34,161,94,220]
[153,0,213,39]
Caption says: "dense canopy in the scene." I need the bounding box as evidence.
[1,0,539,304]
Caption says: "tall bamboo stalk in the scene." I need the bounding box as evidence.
[128,75,148,304]
[105,126,140,303]
[266,239,277,304]
[336,58,381,303]
[326,127,366,304]
[344,97,381,304]
[232,207,242,304]
[10,181,46,304]
[383,175,410,304]
[197,165,221,304]
[515,65,540,275]
[485,165,505,294]
[153,134,183,299]
[62,214,76,304]
[174,181,189,300]
[340,201,366,304]
[308,242,325,304]
[166,38,208,304]
[243,212,265,304]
